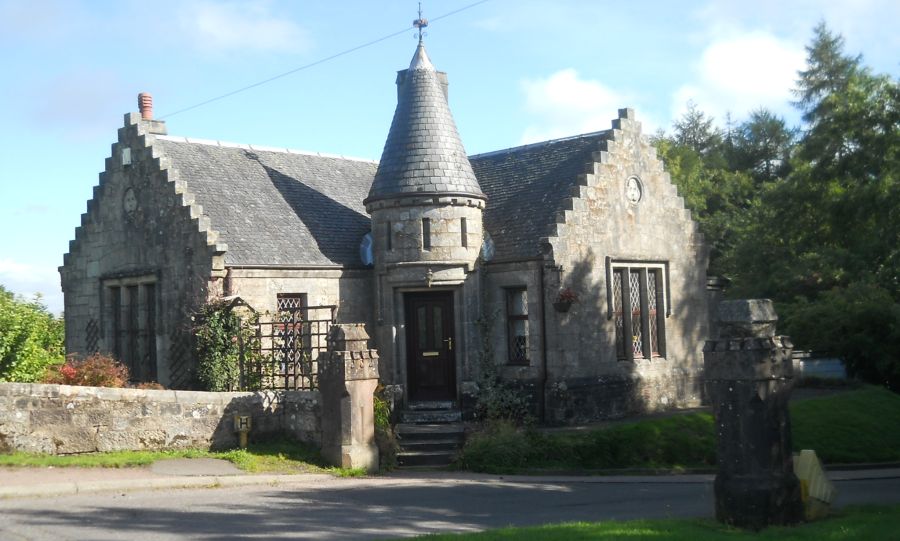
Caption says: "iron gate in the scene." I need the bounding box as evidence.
[249,304,336,390]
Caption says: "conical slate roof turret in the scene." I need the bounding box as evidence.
[365,42,484,205]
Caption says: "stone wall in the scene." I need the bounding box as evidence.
[224,267,373,327]
[0,383,320,455]
[483,261,545,384]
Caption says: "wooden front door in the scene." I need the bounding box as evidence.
[405,291,456,401]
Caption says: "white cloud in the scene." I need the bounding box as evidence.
[520,69,646,144]
[672,31,805,125]
[178,0,311,55]
[0,259,63,315]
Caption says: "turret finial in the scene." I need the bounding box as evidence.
[413,2,428,43]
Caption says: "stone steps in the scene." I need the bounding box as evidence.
[396,415,465,468]
[399,409,462,424]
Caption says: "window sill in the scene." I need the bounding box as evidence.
[506,361,531,367]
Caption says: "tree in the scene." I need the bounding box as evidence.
[731,109,796,183]
[726,23,900,389]
[0,286,65,382]
[658,24,899,391]
[672,100,723,157]
[789,23,899,295]
[655,109,757,279]
[795,22,900,183]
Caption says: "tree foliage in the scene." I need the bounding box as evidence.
[657,23,900,390]
[730,108,796,183]
[0,286,65,382]
[785,283,900,389]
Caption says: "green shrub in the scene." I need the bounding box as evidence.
[472,305,532,423]
[784,282,900,391]
[0,287,64,382]
[193,299,262,391]
[459,414,717,474]
[374,387,399,470]
[457,420,544,473]
[43,353,130,387]
[473,379,532,423]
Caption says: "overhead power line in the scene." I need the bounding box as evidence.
[159,0,491,119]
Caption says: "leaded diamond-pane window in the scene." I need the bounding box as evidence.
[276,293,309,381]
[629,271,643,357]
[506,287,529,364]
[277,294,307,312]
[609,262,667,361]
[612,273,625,359]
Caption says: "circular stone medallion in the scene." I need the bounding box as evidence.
[123,187,138,218]
[625,176,643,204]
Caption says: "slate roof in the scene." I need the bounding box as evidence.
[367,43,484,204]
[471,131,611,261]
[154,137,377,267]
[152,131,610,267]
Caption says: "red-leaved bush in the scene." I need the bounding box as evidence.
[134,381,165,390]
[43,353,130,388]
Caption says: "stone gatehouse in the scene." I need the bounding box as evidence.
[60,40,711,424]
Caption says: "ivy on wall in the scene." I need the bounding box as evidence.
[192,299,263,392]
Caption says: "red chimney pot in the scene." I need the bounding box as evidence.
[138,92,153,120]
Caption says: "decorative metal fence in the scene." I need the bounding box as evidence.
[240,304,336,391]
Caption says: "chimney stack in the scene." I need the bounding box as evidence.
[138,92,153,120]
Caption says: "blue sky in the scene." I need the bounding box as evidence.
[1,0,897,315]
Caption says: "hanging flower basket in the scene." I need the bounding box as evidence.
[553,288,578,312]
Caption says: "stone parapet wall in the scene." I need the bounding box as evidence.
[544,369,703,425]
[0,383,320,455]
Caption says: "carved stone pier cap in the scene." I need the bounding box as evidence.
[328,323,370,352]
[716,299,778,338]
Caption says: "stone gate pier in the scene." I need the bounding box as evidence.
[319,324,380,472]
[704,299,803,530]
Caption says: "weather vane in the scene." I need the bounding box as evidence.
[413,2,428,43]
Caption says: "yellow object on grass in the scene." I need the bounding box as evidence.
[793,449,837,520]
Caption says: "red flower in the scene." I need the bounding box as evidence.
[556,288,578,303]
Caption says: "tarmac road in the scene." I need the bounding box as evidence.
[1,470,899,540]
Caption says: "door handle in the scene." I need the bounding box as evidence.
[444,337,453,351]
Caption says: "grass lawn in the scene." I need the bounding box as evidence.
[0,439,365,476]
[791,386,900,463]
[459,386,900,474]
[399,505,900,540]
